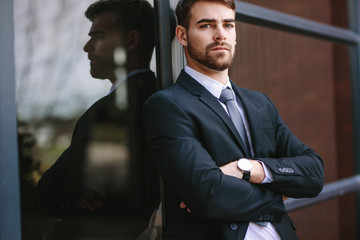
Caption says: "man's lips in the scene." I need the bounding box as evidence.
[89,59,96,65]
[211,46,229,51]
[207,42,231,52]
[87,54,96,61]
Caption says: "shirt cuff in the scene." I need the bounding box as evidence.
[258,161,274,183]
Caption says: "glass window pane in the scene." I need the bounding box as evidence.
[230,22,355,239]
[15,0,160,239]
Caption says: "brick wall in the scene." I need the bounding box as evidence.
[229,1,355,238]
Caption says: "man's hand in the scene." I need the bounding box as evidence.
[220,159,265,184]
[180,201,191,213]
[78,188,106,211]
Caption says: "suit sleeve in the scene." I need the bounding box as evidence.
[144,93,287,223]
[257,94,324,198]
[37,116,89,216]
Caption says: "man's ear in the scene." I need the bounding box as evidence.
[126,30,140,51]
[176,25,188,47]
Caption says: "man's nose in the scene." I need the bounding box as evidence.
[213,26,227,41]
[83,40,91,53]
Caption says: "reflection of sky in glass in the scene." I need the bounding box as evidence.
[14,0,113,120]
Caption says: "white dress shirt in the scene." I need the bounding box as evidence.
[185,66,281,240]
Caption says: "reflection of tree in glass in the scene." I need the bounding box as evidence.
[18,121,42,213]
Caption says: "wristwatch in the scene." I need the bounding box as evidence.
[237,158,252,181]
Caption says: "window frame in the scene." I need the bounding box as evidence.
[0,0,22,239]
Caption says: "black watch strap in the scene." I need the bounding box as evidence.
[243,170,250,181]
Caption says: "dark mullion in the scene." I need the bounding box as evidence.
[154,0,176,233]
[154,0,174,89]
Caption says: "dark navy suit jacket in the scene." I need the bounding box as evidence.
[144,70,324,240]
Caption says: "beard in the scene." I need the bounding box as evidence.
[187,40,234,71]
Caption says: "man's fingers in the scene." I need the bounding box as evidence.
[87,191,103,208]
[180,201,186,209]
[78,196,96,211]
[78,190,105,210]
[180,201,192,213]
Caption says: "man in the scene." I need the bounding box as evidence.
[37,0,158,238]
[143,0,324,239]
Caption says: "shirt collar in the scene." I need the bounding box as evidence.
[185,66,232,99]
[109,68,151,94]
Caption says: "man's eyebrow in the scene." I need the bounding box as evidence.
[196,18,235,24]
[224,19,235,23]
[196,18,216,24]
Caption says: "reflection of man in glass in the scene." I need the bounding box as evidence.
[37,0,158,238]
[83,0,155,83]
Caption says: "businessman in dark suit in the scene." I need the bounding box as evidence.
[37,0,158,238]
[143,0,324,239]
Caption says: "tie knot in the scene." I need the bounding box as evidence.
[219,87,234,103]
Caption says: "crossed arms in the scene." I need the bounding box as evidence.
[143,89,324,222]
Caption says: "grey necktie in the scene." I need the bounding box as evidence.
[219,87,250,154]
[220,87,268,227]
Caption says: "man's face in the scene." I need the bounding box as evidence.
[83,11,126,83]
[178,1,236,72]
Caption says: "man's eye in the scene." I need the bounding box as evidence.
[225,24,234,28]
[200,24,211,28]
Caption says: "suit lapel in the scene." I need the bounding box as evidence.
[177,71,250,156]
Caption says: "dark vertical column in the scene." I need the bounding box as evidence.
[153,0,175,232]
[154,0,181,234]
[348,0,360,239]
[0,0,22,239]
[154,0,174,89]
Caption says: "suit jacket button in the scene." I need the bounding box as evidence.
[229,223,238,231]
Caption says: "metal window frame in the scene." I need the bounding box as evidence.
[0,0,22,240]
[154,0,174,89]
[285,175,360,211]
[235,1,360,45]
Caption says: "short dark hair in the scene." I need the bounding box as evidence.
[85,0,154,63]
[175,0,236,29]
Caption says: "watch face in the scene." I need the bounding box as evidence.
[238,158,252,171]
